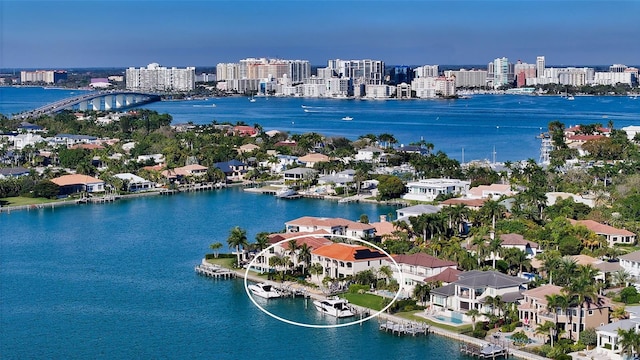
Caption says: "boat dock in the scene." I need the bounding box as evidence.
[194,262,236,279]
[460,342,510,359]
[379,320,430,336]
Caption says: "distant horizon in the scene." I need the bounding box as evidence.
[2,1,639,69]
[2,63,639,73]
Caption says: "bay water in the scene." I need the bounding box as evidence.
[2,87,639,162]
[2,87,639,358]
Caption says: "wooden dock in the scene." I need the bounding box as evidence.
[194,263,236,279]
[379,320,430,336]
[460,342,510,359]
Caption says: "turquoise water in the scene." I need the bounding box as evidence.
[2,87,639,162]
[1,188,478,359]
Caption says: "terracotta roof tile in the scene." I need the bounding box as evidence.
[50,174,103,186]
[312,243,386,262]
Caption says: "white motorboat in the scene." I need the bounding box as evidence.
[275,187,297,198]
[341,116,353,121]
[313,297,354,318]
[248,283,281,299]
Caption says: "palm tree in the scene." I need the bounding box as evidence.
[286,239,299,267]
[254,232,270,252]
[377,265,393,286]
[226,226,248,267]
[545,293,569,346]
[297,243,312,274]
[413,283,430,305]
[565,269,599,340]
[466,309,481,331]
[535,321,557,347]
[480,199,506,239]
[487,237,503,269]
[612,270,632,288]
[309,262,324,282]
[611,306,629,321]
[209,242,223,258]
[617,327,640,359]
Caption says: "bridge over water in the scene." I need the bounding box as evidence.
[12,91,162,119]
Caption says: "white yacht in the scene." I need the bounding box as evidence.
[313,297,354,318]
[248,283,281,299]
[275,187,297,198]
[341,116,353,121]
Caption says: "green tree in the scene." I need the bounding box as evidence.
[226,226,248,267]
[466,309,481,331]
[209,242,223,258]
[33,180,59,199]
[376,175,405,201]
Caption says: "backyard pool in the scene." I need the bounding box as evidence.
[432,313,465,326]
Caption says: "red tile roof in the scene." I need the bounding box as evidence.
[424,268,462,283]
[570,219,636,236]
[286,216,375,231]
[312,243,386,262]
[51,174,103,186]
[440,198,487,207]
[392,253,456,268]
[268,232,332,249]
[500,233,539,248]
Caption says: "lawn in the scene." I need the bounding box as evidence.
[343,293,385,311]
[206,257,235,269]
[0,196,61,207]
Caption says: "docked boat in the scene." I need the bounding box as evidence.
[275,187,297,198]
[341,116,353,121]
[567,95,575,100]
[313,297,354,318]
[248,283,281,299]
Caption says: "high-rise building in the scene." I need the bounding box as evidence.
[414,65,439,78]
[324,59,385,85]
[536,56,545,77]
[391,66,414,85]
[125,63,195,92]
[443,69,487,88]
[490,57,513,88]
[20,70,67,84]
[514,61,537,88]
[610,64,627,73]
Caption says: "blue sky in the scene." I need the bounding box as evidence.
[1,0,639,69]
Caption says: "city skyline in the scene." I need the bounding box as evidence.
[1,0,639,69]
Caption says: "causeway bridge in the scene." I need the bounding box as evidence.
[12,91,162,119]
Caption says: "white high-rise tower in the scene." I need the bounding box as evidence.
[536,56,545,78]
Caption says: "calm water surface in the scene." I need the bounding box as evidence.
[1,188,477,359]
[2,86,638,162]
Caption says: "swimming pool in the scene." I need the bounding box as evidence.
[432,314,464,325]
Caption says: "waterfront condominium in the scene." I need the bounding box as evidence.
[125,63,196,92]
[20,70,67,84]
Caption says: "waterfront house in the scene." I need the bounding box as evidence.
[50,174,105,195]
[285,216,375,239]
[213,160,246,180]
[298,153,330,168]
[595,320,640,360]
[569,219,636,247]
[402,178,470,202]
[395,204,440,223]
[466,183,516,200]
[113,173,155,192]
[424,267,463,285]
[369,215,395,241]
[283,167,317,183]
[387,253,457,297]
[0,166,30,179]
[318,169,355,187]
[430,270,528,316]
[17,121,44,132]
[518,284,611,342]
[311,242,388,281]
[354,146,387,163]
[259,154,299,174]
[248,232,333,273]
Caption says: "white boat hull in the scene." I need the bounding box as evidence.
[313,299,354,318]
[249,284,281,299]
